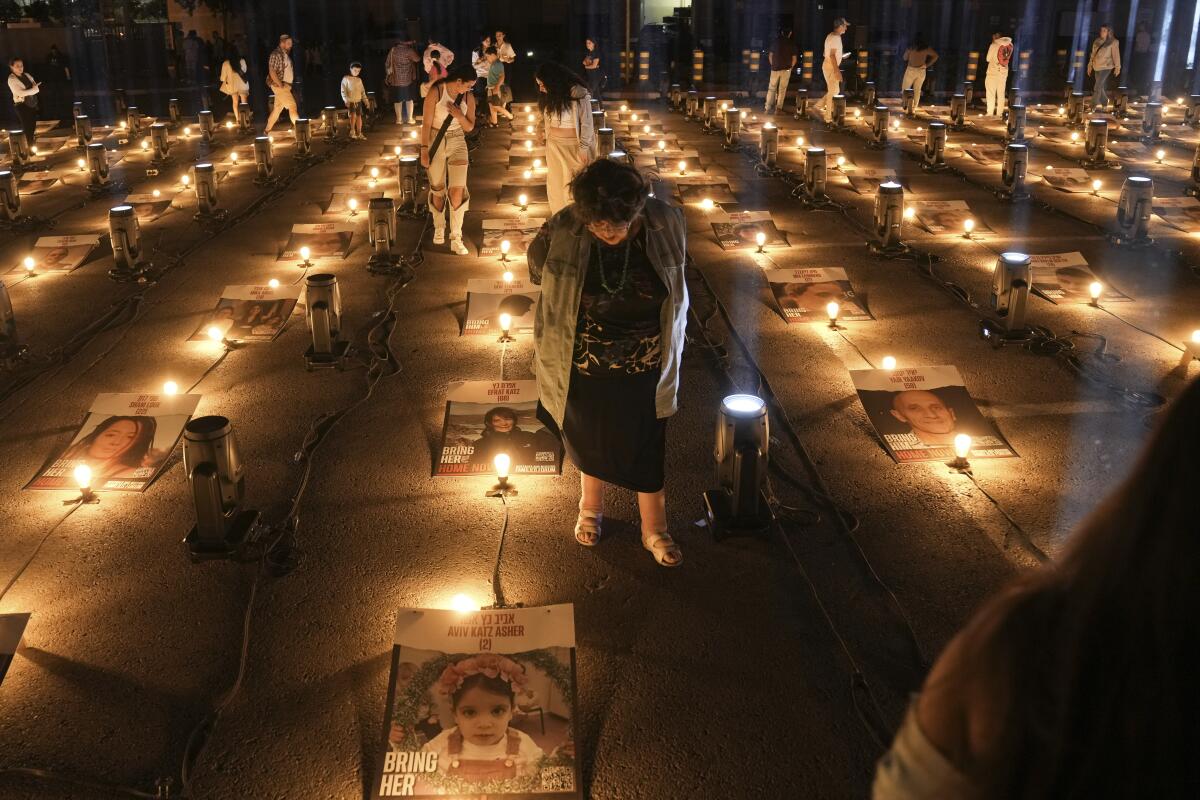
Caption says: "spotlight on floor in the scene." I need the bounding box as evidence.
[0,170,21,223]
[238,102,253,134]
[198,110,214,142]
[1005,104,1025,142]
[397,156,420,215]
[294,118,312,158]
[863,81,877,108]
[1112,176,1153,246]
[982,252,1032,342]
[367,196,399,272]
[183,415,260,562]
[0,280,29,367]
[596,127,614,157]
[868,181,907,255]
[949,93,967,129]
[722,107,740,149]
[304,273,349,370]
[998,143,1029,201]
[7,130,30,168]
[798,147,832,208]
[322,106,338,140]
[869,105,889,148]
[74,114,92,148]
[759,122,778,167]
[253,135,274,183]
[684,90,699,120]
[193,162,220,219]
[923,121,947,171]
[829,94,847,129]
[85,142,111,190]
[1004,88,1020,120]
[704,394,772,540]
[1141,102,1162,141]
[125,106,142,139]
[168,97,180,124]
[1189,142,1200,197]
[1186,95,1200,128]
[149,122,171,165]
[1112,86,1129,118]
[901,88,915,117]
[1082,118,1110,168]
[107,205,145,280]
[793,88,809,120]
[1066,92,1086,126]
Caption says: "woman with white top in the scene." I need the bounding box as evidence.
[471,35,493,106]
[218,46,250,124]
[7,58,40,146]
[535,62,595,213]
[420,65,477,255]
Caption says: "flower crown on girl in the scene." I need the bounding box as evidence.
[435,654,529,696]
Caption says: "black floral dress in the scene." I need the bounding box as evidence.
[537,225,670,492]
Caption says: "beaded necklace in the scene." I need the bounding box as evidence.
[590,220,640,294]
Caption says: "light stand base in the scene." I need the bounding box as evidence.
[979,320,1034,347]
[921,160,949,173]
[185,509,260,563]
[304,339,351,371]
[1107,232,1154,248]
[1080,158,1116,169]
[0,343,31,371]
[704,488,773,541]
[107,261,150,282]
[995,187,1030,202]
[867,240,912,258]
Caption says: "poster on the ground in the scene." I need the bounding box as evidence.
[499,184,549,205]
[1039,167,1094,192]
[480,218,546,257]
[435,380,562,476]
[326,185,385,216]
[653,153,702,174]
[674,176,737,204]
[464,278,539,336]
[638,136,680,151]
[189,284,300,342]
[963,144,1006,165]
[0,613,30,686]
[911,200,990,235]
[845,168,898,195]
[34,136,68,153]
[765,267,870,322]
[850,365,1017,463]
[372,603,580,799]
[9,234,100,273]
[507,154,546,169]
[383,143,421,158]
[1106,141,1149,160]
[1152,196,1200,232]
[279,223,354,260]
[1029,252,1131,303]
[124,192,176,221]
[25,392,202,492]
[358,162,400,180]
[712,211,788,249]
[17,173,59,194]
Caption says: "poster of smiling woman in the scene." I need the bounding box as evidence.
[850,366,1016,463]
[374,605,580,799]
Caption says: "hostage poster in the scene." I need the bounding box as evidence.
[189,284,300,342]
[26,392,202,492]
[10,235,100,273]
[910,200,991,236]
[279,223,354,260]
[464,278,539,336]
[850,365,1017,463]
[435,380,562,476]
[1029,253,1130,304]
[1152,196,1200,233]
[712,211,788,250]
[124,192,177,222]
[480,218,546,257]
[1039,167,1094,193]
[766,267,870,323]
[373,604,580,799]
[674,176,737,204]
[326,184,385,216]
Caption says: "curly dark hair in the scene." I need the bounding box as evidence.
[569,159,649,225]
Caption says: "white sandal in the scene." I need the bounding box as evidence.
[574,509,603,547]
[641,530,683,567]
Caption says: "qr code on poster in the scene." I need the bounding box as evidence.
[539,766,575,791]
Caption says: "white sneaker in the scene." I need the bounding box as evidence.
[432,228,446,245]
[449,237,468,255]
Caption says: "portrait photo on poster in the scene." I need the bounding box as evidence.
[910,200,991,235]
[766,267,870,323]
[480,218,546,257]
[189,284,300,342]
[674,176,737,204]
[712,211,789,250]
[1029,253,1130,304]
[463,279,539,335]
[1152,197,1200,233]
[499,184,549,204]
[25,392,201,492]
[850,365,1017,463]
[435,380,562,476]
[373,605,580,800]
[124,192,178,222]
[326,184,384,215]
[10,235,100,273]
[279,223,355,260]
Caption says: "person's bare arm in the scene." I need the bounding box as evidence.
[419,91,437,166]
[927,48,939,67]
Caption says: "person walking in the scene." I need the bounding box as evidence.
[984,31,1013,116]
[263,34,298,134]
[872,374,1200,798]
[472,35,493,105]
[218,46,250,124]
[527,159,689,568]
[495,30,516,65]
[815,17,849,111]
[341,62,367,140]
[384,38,420,125]
[765,27,798,114]
[420,65,477,255]
[7,58,40,146]
[535,62,595,213]
[582,38,603,104]
[901,36,938,107]
[485,47,514,125]
[1087,24,1120,112]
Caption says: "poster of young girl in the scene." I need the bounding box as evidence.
[436,380,562,476]
[25,392,201,492]
[374,604,580,800]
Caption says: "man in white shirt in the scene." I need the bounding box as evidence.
[495,30,516,64]
[7,57,40,146]
[815,17,849,111]
[984,31,1014,116]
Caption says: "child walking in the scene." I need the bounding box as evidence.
[341,61,367,140]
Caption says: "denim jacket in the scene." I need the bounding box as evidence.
[527,197,689,427]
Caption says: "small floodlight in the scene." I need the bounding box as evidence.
[871,181,906,254]
[367,197,397,269]
[1114,176,1153,245]
[193,163,219,217]
[86,142,110,188]
[108,205,144,278]
[183,415,260,561]
[989,252,1032,335]
[304,273,349,369]
[253,135,273,181]
[704,394,771,539]
[74,114,93,148]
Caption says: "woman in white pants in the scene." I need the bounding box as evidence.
[420,67,477,255]
[900,37,938,107]
[535,62,595,213]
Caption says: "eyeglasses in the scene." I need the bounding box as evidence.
[587,220,633,237]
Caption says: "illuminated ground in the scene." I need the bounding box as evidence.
[1,92,1198,798]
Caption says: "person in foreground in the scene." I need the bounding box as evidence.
[872,376,1200,798]
[527,159,688,567]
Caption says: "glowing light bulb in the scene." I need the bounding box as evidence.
[393,145,402,156]
[518,193,528,208]
[642,124,651,134]
[74,463,92,490]
[230,151,239,163]
[152,189,161,198]
[225,120,234,129]
[409,130,418,139]
[523,104,532,113]
[1092,178,1102,193]
[526,113,535,122]
[449,593,479,613]
[678,160,687,175]
[525,124,534,134]
[120,120,127,130]
[183,126,191,136]
[1155,148,1166,163]
[268,278,280,289]
[826,301,840,324]
[77,158,85,170]
[522,169,532,180]
[1057,106,1065,116]
[163,380,178,395]
[502,270,514,283]
[500,239,511,256]
[755,231,767,250]
[854,108,862,118]
[181,174,190,186]
[836,155,846,168]
[1045,164,1054,170]
[370,167,379,178]
[524,140,533,151]
[881,356,897,370]
[368,178,378,189]
[268,135,274,144]
[700,198,714,211]
[740,110,748,119]
[499,313,512,333]
[348,197,358,212]
[620,104,628,112]
[963,218,976,236]
[206,325,223,342]
[533,158,542,168]
[494,452,511,479]
[632,114,639,122]
[140,139,149,150]
[30,145,38,155]
[22,256,35,272]
[299,245,311,262]
[720,102,729,111]
[657,140,666,151]
[795,136,804,147]
[892,118,900,130]
[1089,281,1103,302]
[954,434,971,460]
[903,206,915,220]
[1192,330,1200,344]
[1070,131,1080,141]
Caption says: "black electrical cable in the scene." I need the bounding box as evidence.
[1097,304,1186,353]
[186,346,232,394]
[963,471,1050,563]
